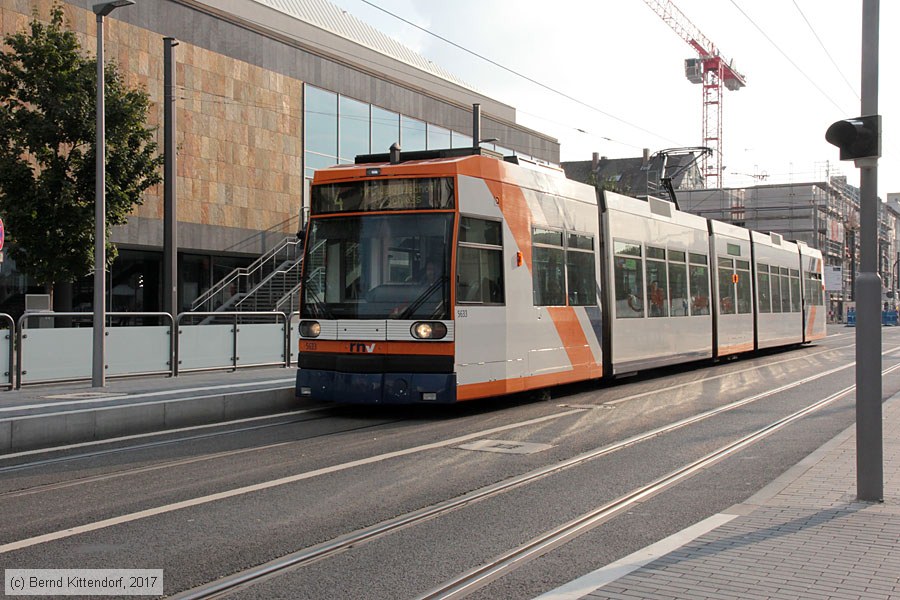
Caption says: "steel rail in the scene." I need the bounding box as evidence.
[170,346,894,600]
[0,417,407,499]
[419,359,900,600]
[1,337,852,471]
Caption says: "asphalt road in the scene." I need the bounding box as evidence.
[1,325,896,600]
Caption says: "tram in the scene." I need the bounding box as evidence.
[295,147,826,404]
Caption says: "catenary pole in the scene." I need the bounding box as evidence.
[164,37,178,317]
[92,11,107,387]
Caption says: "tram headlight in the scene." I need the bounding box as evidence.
[299,320,321,338]
[411,321,447,340]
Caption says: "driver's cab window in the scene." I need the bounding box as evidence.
[457,217,504,304]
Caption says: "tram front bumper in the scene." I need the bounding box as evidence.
[295,368,457,404]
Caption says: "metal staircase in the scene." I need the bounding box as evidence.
[191,237,303,314]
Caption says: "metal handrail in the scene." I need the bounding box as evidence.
[191,237,302,311]
[175,311,289,375]
[16,311,176,389]
[235,257,303,310]
[274,280,303,314]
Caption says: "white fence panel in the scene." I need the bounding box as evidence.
[0,329,10,385]
[22,328,92,383]
[289,314,300,365]
[178,324,234,371]
[237,323,285,367]
[107,326,171,376]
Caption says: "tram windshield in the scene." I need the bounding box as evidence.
[301,213,453,320]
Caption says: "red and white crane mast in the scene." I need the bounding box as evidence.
[642,0,746,188]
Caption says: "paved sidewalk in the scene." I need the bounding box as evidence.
[542,394,900,600]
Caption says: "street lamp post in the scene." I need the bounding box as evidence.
[92,0,134,388]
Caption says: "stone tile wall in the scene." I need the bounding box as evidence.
[1,1,303,245]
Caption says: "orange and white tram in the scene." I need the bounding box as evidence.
[295,148,826,404]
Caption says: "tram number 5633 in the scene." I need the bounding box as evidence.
[456,309,468,318]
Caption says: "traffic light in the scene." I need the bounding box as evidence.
[825,115,881,161]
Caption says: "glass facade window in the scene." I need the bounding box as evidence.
[339,96,370,163]
[371,106,399,153]
[451,131,473,148]
[427,124,451,149]
[305,86,338,179]
[401,116,426,152]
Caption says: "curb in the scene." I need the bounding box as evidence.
[0,386,297,453]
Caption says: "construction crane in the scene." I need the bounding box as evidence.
[642,0,746,189]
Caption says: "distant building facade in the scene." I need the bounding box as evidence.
[0,0,557,317]
[562,150,704,199]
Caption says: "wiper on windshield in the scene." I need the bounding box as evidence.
[397,276,448,320]
[303,281,335,319]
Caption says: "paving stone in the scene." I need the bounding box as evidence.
[563,393,900,600]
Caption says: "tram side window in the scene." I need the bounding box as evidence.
[805,271,823,306]
[533,228,566,306]
[771,267,783,313]
[780,267,792,312]
[567,233,597,306]
[646,246,668,317]
[757,264,772,313]
[718,257,736,315]
[689,253,710,316]
[668,250,689,317]
[457,217,504,304]
[789,269,802,312]
[736,259,752,314]
[614,240,643,318]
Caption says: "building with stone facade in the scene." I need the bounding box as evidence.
[0,0,557,316]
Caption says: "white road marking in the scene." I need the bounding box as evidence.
[0,409,586,554]
[533,513,737,600]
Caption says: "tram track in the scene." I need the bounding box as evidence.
[167,345,898,600]
[418,364,900,600]
[0,340,852,476]
[0,418,408,499]
[0,341,856,497]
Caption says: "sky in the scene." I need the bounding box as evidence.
[325,0,896,198]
